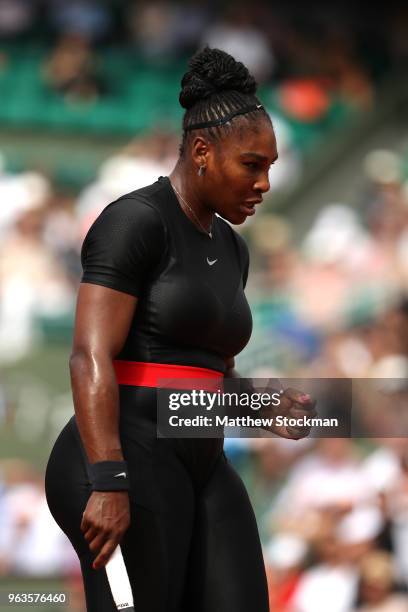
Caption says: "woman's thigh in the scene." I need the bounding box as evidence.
[45,419,195,612]
[183,453,270,612]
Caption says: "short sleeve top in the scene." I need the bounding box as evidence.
[81,177,252,373]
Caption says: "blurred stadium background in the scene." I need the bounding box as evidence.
[1,1,408,610]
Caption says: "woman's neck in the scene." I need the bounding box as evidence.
[169,161,214,230]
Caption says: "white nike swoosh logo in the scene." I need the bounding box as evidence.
[207,258,218,266]
[114,472,127,478]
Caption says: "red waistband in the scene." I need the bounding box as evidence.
[113,360,224,391]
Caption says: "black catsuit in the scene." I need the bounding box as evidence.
[45,177,270,612]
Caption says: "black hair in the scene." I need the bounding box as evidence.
[178,46,270,156]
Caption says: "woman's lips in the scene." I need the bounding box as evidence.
[240,200,262,215]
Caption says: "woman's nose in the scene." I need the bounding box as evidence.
[254,170,270,193]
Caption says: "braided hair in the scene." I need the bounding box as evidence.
[179,46,270,157]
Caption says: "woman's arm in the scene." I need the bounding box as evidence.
[224,357,316,440]
[70,283,137,570]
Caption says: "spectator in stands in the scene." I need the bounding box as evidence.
[0,184,74,363]
[171,0,211,56]
[0,460,43,573]
[321,29,374,109]
[361,438,408,588]
[0,0,36,39]
[47,0,113,43]
[269,439,371,533]
[291,505,382,612]
[264,533,307,612]
[354,550,408,611]
[243,438,306,542]
[43,190,82,286]
[76,131,176,237]
[127,0,210,58]
[126,0,181,60]
[0,459,78,577]
[43,33,103,104]
[202,3,275,83]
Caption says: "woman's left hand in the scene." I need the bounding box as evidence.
[263,388,317,440]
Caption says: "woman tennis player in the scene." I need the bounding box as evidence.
[45,46,316,612]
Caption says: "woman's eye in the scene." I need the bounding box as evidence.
[244,162,258,169]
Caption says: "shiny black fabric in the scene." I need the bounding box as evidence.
[46,177,269,611]
[45,394,269,612]
[81,177,252,373]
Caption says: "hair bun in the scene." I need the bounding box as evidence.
[179,46,257,110]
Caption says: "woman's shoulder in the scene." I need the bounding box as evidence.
[82,179,170,255]
[99,177,170,224]
[80,179,169,296]
[83,178,172,245]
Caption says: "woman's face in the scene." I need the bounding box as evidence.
[200,117,278,224]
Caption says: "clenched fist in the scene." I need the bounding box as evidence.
[262,387,317,440]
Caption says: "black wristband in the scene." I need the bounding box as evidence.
[89,461,130,492]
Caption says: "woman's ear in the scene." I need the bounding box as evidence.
[191,135,211,173]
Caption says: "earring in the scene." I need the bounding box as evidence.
[198,165,206,176]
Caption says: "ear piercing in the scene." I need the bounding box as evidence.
[198,165,206,176]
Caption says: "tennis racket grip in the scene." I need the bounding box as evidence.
[105,545,135,611]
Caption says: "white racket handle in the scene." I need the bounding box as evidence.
[105,545,135,611]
